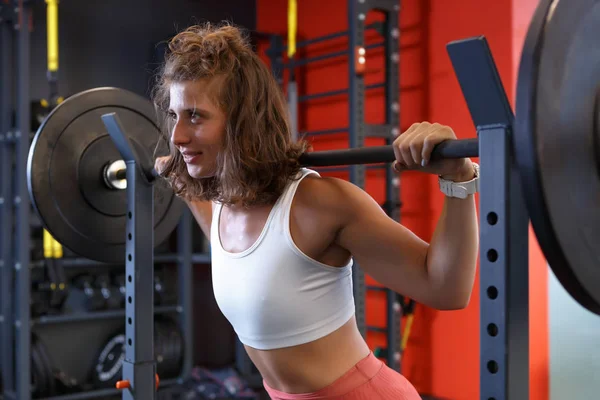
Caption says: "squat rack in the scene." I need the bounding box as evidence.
[265,0,404,372]
[0,2,201,399]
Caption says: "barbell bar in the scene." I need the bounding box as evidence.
[107,138,480,186]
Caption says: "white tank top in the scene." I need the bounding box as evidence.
[210,168,356,350]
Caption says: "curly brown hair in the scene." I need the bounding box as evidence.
[151,22,310,207]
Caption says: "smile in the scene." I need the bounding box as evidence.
[182,152,202,163]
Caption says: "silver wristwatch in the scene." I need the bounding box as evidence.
[438,163,480,199]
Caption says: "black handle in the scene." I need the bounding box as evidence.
[299,138,479,167]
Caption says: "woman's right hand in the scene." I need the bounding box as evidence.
[154,156,170,175]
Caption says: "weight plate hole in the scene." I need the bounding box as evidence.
[487,212,498,225]
[487,286,498,300]
[487,360,499,374]
[487,249,498,262]
[487,323,498,337]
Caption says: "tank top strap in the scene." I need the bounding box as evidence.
[271,168,320,220]
[210,168,319,245]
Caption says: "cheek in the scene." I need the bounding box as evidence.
[201,123,226,145]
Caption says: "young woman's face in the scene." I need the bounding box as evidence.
[168,79,226,179]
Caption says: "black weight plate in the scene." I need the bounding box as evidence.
[31,333,56,397]
[162,318,183,377]
[515,0,600,314]
[155,320,167,376]
[93,333,126,387]
[168,319,184,376]
[28,87,184,264]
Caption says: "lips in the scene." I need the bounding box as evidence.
[181,151,202,163]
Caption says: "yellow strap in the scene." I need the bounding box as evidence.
[43,229,53,258]
[46,0,59,72]
[401,314,414,351]
[43,229,63,258]
[52,236,63,258]
[287,0,297,58]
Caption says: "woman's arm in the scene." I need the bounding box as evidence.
[331,176,478,310]
[330,122,479,309]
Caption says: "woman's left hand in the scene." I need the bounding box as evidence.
[392,121,475,182]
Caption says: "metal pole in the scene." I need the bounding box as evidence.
[347,0,367,339]
[0,7,15,393]
[101,113,157,400]
[177,209,193,380]
[445,36,529,400]
[479,125,529,400]
[14,0,32,397]
[382,0,402,372]
[288,77,298,141]
[267,35,285,88]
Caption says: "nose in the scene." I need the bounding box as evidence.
[171,121,191,147]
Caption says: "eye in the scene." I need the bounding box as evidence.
[190,113,202,124]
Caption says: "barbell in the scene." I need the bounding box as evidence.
[27,87,185,264]
[27,0,600,315]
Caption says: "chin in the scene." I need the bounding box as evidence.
[187,164,215,179]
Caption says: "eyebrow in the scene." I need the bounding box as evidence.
[169,108,212,118]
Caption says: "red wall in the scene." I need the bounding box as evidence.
[255,1,548,399]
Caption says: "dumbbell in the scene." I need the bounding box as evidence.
[73,274,105,312]
[154,275,165,306]
[114,273,166,306]
[114,273,126,308]
[95,274,121,310]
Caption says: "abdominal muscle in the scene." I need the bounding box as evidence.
[244,314,372,394]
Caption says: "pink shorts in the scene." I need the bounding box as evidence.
[262,352,421,399]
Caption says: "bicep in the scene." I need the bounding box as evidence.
[334,182,436,306]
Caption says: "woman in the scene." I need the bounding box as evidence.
[152,22,479,400]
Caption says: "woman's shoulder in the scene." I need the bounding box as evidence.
[293,174,357,222]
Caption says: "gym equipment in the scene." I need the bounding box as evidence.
[72,274,105,312]
[514,0,600,317]
[96,273,123,310]
[93,332,126,388]
[27,87,184,264]
[299,13,600,320]
[113,271,169,307]
[154,274,165,305]
[93,319,183,389]
[31,333,56,398]
[114,273,127,308]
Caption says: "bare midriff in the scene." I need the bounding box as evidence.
[244,315,371,394]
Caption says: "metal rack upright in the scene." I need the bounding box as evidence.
[266,0,404,372]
